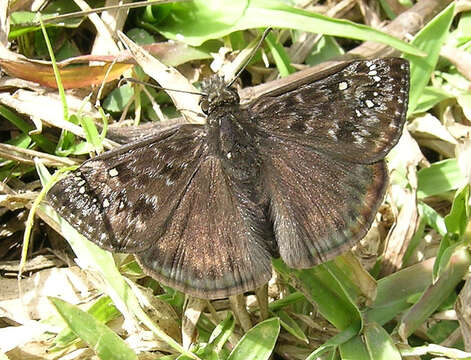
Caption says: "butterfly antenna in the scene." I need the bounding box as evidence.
[120,77,207,96]
[226,27,272,88]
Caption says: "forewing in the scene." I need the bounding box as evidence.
[263,138,387,268]
[251,58,409,164]
[136,156,274,299]
[48,124,206,252]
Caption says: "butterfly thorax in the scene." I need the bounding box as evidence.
[200,75,261,188]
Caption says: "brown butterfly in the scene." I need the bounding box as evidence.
[48,57,409,299]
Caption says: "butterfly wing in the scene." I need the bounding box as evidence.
[48,124,206,252]
[48,123,273,299]
[250,58,409,268]
[251,58,409,164]
[136,155,273,299]
[262,138,387,268]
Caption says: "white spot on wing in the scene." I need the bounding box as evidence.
[353,133,364,145]
[338,81,348,90]
[327,129,337,140]
[103,199,110,208]
[109,168,119,177]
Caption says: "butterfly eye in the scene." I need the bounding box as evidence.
[200,99,210,114]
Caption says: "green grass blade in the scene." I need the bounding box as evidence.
[405,2,455,114]
[0,104,55,153]
[398,247,471,340]
[51,296,120,351]
[156,0,421,55]
[273,259,362,331]
[265,32,295,77]
[227,318,280,360]
[363,323,401,360]
[268,292,304,312]
[39,14,68,120]
[417,159,467,198]
[418,202,447,236]
[339,335,371,360]
[276,310,308,343]
[366,258,434,325]
[77,115,104,154]
[445,185,470,235]
[208,313,235,353]
[412,86,452,114]
[306,324,358,359]
[49,297,138,360]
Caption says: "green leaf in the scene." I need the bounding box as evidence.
[268,292,304,312]
[6,133,32,148]
[306,324,358,359]
[265,32,295,77]
[450,11,471,46]
[366,258,434,325]
[402,216,427,265]
[49,297,138,360]
[405,2,455,114]
[276,310,308,343]
[0,104,55,153]
[193,313,234,360]
[363,323,401,360]
[273,259,362,331]
[426,320,460,344]
[142,4,175,25]
[339,335,371,360]
[417,159,467,198]
[9,9,83,39]
[227,318,280,360]
[156,0,421,55]
[77,115,104,154]
[445,185,470,236]
[412,86,452,114]
[103,84,134,113]
[418,202,447,236]
[398,247,471,339]
[208,313,235,352]
[305,35,344,66]
[432,187,471,279]
[51,296,121,351]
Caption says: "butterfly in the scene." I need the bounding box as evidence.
[47,57,409,299]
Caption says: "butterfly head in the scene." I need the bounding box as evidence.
[199,75,240,115]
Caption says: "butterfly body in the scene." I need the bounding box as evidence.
[204,89,260,182]
[48,58,409,299]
